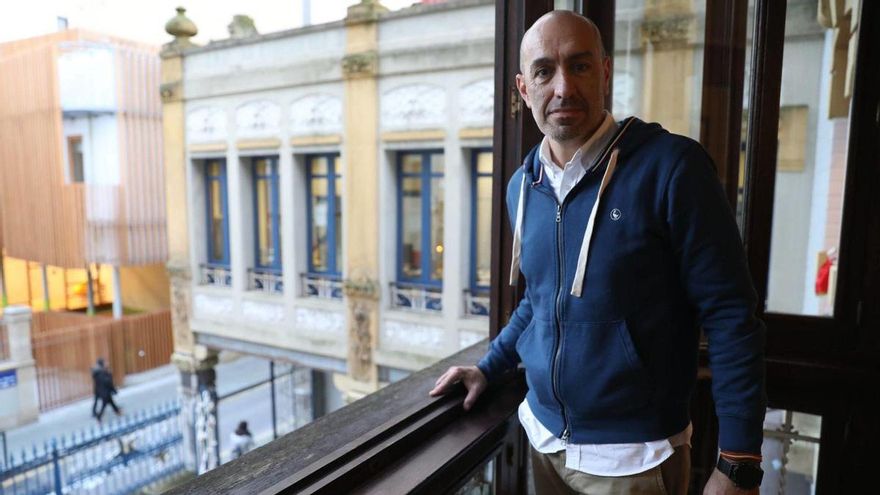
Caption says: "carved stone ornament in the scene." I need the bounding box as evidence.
[381,84,446,129]
[194,388,218,474]
[342,277,379,300]
[235,100,281,138]
[241,300,284,324]
[382,320,444,351]
[294,307,345,337]
[640,15,694,46]
[459,78,494,126]
[186,107,227,142]
[290,94,343,135]
[342,51,378,78]
[193,294,235,319]
[349,301,374,380]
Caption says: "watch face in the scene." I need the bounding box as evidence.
[731,463,764,489]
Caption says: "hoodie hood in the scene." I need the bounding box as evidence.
[510,117,666,294]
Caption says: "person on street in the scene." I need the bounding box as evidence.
[230,421,255,459]
[93,358,122,422]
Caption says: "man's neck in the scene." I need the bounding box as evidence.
[547,116,606,168]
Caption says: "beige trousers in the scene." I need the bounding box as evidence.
[530,445,691,495]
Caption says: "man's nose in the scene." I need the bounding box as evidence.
[552,69,575,98]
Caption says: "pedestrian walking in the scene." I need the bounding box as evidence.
[230,421,254,459]
[93,359,122,422]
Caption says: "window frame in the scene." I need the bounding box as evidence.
[395,149,445,287]
[252,156,282,273]
[305,153,342,276]
[205,158,231,268]
[470,148,493,293]
[67,135,84,183]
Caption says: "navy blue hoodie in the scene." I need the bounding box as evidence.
[477,118,766,454]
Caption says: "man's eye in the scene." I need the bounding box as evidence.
[535,68,550,78]
[573,63,590,72]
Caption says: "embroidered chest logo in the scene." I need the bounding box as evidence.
[610,208,622,221]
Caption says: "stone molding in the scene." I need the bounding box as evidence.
[342,51,378,79]
[640,15,695,46]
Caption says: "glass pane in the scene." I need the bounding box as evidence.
[430,176,444,280]
[401,153,422,174]
[310,178,329,272]
[401,177,422,279]
[455,456,496,494]
[761,409,821,494]
[476,150,492,175]
[210,179,225,262]
[256,176,274,266]
[430,153,444,174]
[764,2,850,316]
[334,177,342,273]
[475,174,492,287]
[255,159,268,176]
[613,0,706,140]
[209,160,221,177]
[310,156,328,176]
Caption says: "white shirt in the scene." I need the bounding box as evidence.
[523,111,692,476]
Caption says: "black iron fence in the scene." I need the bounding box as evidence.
[0,401,184,494]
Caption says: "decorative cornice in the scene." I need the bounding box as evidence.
[345,0,389,25]
[641,15,694,46]
[160,81,182,103]
[342,51,378,79]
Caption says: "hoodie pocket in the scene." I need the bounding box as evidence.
[558,319,653,417]
[515,318,559,412]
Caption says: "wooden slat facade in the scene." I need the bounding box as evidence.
[31,308,173,411]
[0,30,166,269]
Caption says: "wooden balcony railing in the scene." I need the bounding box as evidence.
[167,342,528,494]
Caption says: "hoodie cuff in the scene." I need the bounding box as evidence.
[476,352,507,384]
[718,415,765,454]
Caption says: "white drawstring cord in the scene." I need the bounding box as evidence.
[570,148,620,297]
[509,172,528,285]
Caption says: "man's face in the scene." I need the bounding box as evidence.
[516,15,611,146]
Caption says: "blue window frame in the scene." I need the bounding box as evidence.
[306,153,342,276]
[205,159,230,267]
[253,157,282,272]
[396,150,444,286]
[470,149,493,291]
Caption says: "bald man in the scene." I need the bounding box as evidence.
[432,11,766,495]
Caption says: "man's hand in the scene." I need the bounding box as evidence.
[703,468,758,495]
[428,366,488,411]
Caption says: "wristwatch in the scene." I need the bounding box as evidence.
[717,456,764,490]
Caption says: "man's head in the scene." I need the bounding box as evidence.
[516,11,610,147]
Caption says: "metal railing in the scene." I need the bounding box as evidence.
[300,273,343,300]
[248,268,284,294]
[0,401,184,494]
[390,282,443,312]
[463,289,490,317]
[199,264,232,288]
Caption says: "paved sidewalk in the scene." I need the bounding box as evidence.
[2,354,272,460]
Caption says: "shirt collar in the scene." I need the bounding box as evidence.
[538,111,619,174]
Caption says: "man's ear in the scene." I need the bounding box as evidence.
[515,73,531,109]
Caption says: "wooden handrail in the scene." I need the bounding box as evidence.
[167,342,527,495]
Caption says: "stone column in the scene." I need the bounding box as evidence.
[0,306,39,429]
[162,7,210,473]
[172,349,219,473]
[335,0,388,404]
[640,0,696,137]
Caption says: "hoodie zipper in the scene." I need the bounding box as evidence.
[554,202,572,444]
[532,189,571,445]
